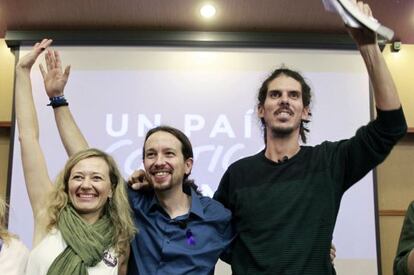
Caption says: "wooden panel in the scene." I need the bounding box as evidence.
[379,216,406,275]
[379,210,406,216]
[383,45,414,128]
[0,39,13,199]
[0,0,343,34]
[377,135,414,210]
[1,1,414,43]
[0,122,11,128]
[0,128,10,198]
[0,39,14,122]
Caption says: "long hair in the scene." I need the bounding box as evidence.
[47,148,136,255]
[0,197,14,243]
[143,125,201,195]
[257,67,312,144]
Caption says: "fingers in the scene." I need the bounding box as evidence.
[129,180,150,190]
[128,170,146,184]
[55,50,62,70]
[45,50,53,71]
[356,1,364,11]
[34,39,53,52]
[128,169,149,190]
[63,65,71,79]
[16,39,54,71]
[46,50,58,71]
[130,182,145,190]
[43,48,68,74]
[330,250,336,262]
[41,38,53,48]
[330,243,336,262]
[364,3,372,17]
[359,2,371,17]
[49,50,57,70]
[354,1,373,17]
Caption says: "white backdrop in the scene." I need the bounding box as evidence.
[10,45,377,274]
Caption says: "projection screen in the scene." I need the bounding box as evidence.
[9,43,378,274]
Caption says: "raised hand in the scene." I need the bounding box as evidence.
[16,39,52,71]
[346,1,377,48]
[39,49,71,98]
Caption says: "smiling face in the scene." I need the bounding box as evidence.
[143,131,193,192]
[258,74,309,140]
[67,157,113,223]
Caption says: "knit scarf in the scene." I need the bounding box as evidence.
[47,205,115,275]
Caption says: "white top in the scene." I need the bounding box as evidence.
[26,229,118,275]
[0,237,30,275]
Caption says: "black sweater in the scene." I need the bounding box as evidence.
[214,108,407,275]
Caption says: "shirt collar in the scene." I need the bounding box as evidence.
[148,192,160,213]
[188,188,205,220]
[147,188,206,220]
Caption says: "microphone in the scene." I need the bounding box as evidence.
[278,156,289,164]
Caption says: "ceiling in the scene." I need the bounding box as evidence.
[1,0,413,43]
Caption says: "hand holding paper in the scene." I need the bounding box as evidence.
[322,0,394,40]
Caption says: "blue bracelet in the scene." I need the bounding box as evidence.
[47,95,69,109]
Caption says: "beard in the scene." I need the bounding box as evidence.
[151,180,172,190]
[149,173,184,192]
[269,125,295,139]
[268,117,303,139]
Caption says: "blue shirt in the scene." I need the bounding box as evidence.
[128,187,234,275]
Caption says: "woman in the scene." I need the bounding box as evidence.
[15,39,136,275]
[0,197,29,275]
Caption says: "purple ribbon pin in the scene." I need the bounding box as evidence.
[186,229,195,245]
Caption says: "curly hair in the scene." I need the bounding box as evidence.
[47,148,136,256]
[257,67,312,144]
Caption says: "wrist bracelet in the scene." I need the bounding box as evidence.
[47,95,69,109]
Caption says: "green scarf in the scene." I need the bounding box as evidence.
[47,205,115,275]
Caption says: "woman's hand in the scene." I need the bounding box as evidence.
[16,38,53,72]
[39,49,71,98]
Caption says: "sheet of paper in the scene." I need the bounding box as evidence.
[322,0,360,28]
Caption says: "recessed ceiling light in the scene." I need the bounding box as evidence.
[200,4,216,18]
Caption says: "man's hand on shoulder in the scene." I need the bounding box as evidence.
[128,169,151,191]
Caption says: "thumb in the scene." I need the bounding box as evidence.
[64,65,71,79]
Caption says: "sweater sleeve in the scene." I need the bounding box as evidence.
[394,202,414,275]
[333,107,407,192]
[214,168,231,209]
[373,107,407,142]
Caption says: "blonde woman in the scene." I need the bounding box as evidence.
[15,39,135,275]
[0,197,29,275]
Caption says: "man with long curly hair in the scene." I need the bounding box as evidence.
[214,2,407,274]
